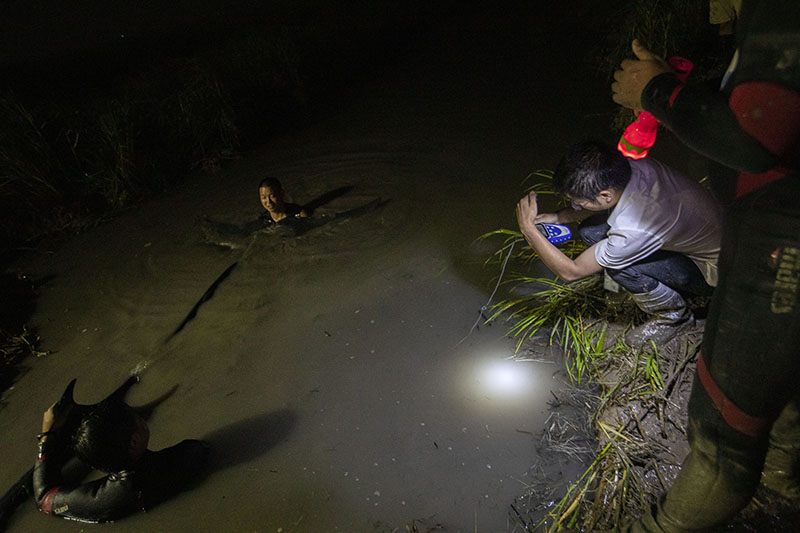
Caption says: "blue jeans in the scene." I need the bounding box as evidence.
[578,214,713,296]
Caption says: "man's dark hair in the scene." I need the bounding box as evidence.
[552,140,631,200]
[73,401,138,472]
[258,177,283,191]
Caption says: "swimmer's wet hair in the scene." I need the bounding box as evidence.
[258,177,283,191]
[552,140,631,201]
[73,401,139,472]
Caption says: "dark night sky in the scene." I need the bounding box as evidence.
[0,1,308,71]
[1,0,445,103]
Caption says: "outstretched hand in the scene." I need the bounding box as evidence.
[611,40,673,111]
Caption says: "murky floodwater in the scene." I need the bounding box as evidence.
[1,4,615,531]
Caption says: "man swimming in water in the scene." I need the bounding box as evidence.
[201,177,384,249]
[258,177,308,224]
[201,177,309,248]
[33,386,208,523]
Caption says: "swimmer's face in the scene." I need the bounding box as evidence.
[259,186,285,213]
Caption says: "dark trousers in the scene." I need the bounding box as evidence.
[631,176,800,532]
[578,214,713,296]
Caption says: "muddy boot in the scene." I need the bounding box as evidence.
[626,282,694,348]
[762,400,800,501]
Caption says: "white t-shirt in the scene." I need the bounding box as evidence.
[594,158,722,286]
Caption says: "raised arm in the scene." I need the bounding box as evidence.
[612,39,782,174]
[516,192,602,281]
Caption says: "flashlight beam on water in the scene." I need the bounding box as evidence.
[476,358,536,399]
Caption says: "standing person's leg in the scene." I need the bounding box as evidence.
[628,177,800,532]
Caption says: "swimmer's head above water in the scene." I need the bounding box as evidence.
[259,177,286,215]
[259,177,307,222]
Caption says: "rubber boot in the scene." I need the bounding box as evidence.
[626,282,695,348]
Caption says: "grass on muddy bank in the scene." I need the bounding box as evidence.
[0,328,45,405]
[478,185,681,530]
[481,224,795,531]
[0,273,46,403]
[483,196,797,530]
[488,1,762,526]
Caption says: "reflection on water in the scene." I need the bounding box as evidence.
[474,358,538,399]
[457,337,555,411]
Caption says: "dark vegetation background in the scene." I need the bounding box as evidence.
[0,1,457,260]
[0,0,459,396]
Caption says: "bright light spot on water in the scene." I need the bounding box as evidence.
[456,338,552,412]
[472,356,537,401]
[485,361,526,390]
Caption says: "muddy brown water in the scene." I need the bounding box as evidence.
[0,4,699,532]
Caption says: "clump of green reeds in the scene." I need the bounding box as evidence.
[507,335,704,531]
[69,98,136,208]
[487,275,609,383]
[129,57,241,177]
[481,167,691,531]
[479,169,644,382]
[0,94,68,241]
[503,4,721,528]
[0,327,44,363]
[1,54,243,247]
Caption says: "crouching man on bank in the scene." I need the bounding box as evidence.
[34,397,209,523]
[517,140,722,345]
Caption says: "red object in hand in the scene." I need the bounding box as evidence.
[617,111,659,159]
[617,56,694,159]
